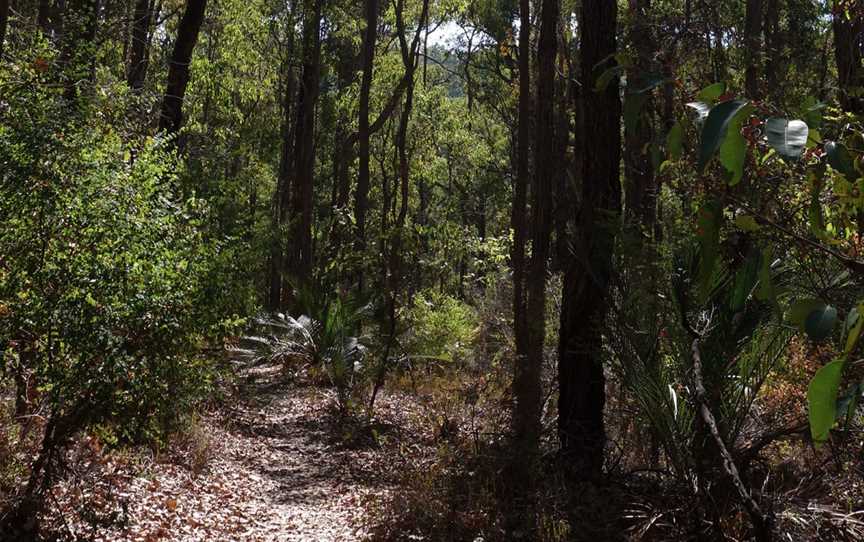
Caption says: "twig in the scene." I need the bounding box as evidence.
[691,339,772,541]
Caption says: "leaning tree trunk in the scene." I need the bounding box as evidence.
[558,0,621,478]
[158,0,207,135]
[833,0,863,114]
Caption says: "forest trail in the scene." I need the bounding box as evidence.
[57,362,402,541]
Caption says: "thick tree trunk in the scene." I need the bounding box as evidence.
[158,0,207,135]
[744,0,762,99]
[60,0,100,103]
[558,0,621,478]
[126,0,152,90]
[353,0,378,292]
[833,1,864,114]
[287,0,324,287]
[513,0,558,472]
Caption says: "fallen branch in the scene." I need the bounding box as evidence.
[691,339,772,542]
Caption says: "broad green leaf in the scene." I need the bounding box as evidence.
[845,303,864,354]
[629,74,667,94]
[765,118,808,161]
[825,141,859,180]
[806,128,822,148]
[805,304,838,340]
[667,122,683,160]
[595,64,624,92]
[696,82,726,103]
[808,358,846,446]
[756,249,777,306]
[836,382,863,427]
[624,92,649,134]
[698,100,750,173]
[718,104,754,185]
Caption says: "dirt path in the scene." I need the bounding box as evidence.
[48,363,409,541]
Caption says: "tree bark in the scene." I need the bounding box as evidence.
[510,0,531,449]
[126,0,153,90]
[60,0,100,103]
[513,0,558,472]
[158,0,207,135]
[833,1,864,114]
[353,0,378,293]
[744,0,763,99]
[558,0,621,478]
[287,0,324,287]
[0,0,9,60]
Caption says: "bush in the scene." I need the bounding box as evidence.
[404,291,478,365]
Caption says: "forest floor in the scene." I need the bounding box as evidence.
[40,361,434,541]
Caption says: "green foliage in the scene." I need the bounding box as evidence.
[404,291,478,364]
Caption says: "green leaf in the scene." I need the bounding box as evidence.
[805,304,838,341]
[718,104,754,185]
[765,118,809,161]
[845,303,864,354]
[698,100,750,173]
[730,250,760,312]
[808,358,846,446]
[756,249,777,305]
[667,122,683,160]
[624,92,649,135]
[825,141,859,180]
[696,82,726,103]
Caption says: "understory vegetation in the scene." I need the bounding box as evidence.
[2,0,864,540]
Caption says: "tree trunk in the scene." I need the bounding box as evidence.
[158,0,207,135]
[833,1,864,114]
[558,0,621,478]
[287,0,324,287]
[353,0,378,293]
[0,0,9,60]
[60,0,100,103]
[268,50,297,311]
[126,0,152,90]
[510,0,531,451]
[744,0,763,99]
[513,0,558,474]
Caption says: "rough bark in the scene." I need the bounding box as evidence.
[126,0,153,90]
[158,0,207,135]
[558,0,621,478]
[287,0,324,287]
[513,0,558,471]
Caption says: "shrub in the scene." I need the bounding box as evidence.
[404,291,478,365]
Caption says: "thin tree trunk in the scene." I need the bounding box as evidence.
[126,0,152,90]
[558,0,621,478]
[510,0,531,451]
[353,0,378,293]
[158,0,207,135]
[0,0,9,60]
[744,0,763,99]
